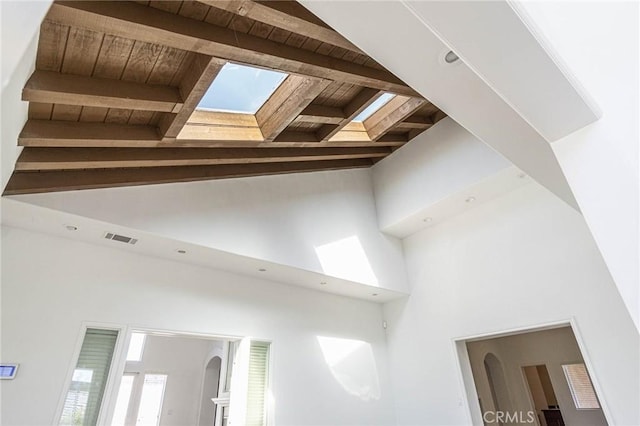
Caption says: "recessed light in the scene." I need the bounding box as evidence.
[465,196,476,203]
[176,249,186,254]
[423,217,433,223]
[518,173,527,179]
[372,293,378,297]
[65,225,78,231]
[258,268,267,272]
[444,50,459,64]
[320,281,327,285]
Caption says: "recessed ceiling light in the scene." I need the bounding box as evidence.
[258,268,267,272]
[518,173,527,179]
[65,225,78,231]
[176,249,187,254]
[422,217,433,223]
[320,281,327,286]
[444,50,459,64]
[465,196,476,203]
[372,293,378,297]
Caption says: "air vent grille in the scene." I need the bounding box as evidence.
[104,232,138,245]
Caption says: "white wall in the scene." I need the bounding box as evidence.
[519,0,640,331]
[467,327,608,426]
[13,168,408,293]
[372,117,510,233]
[123,335,217,426]
[1,226,396,426]
[383,183,639,426]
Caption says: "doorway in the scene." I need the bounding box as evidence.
[461,325,608,426]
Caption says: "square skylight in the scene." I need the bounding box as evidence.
[197,63,288,114]
[352,93,395,122]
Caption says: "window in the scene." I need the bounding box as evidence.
[136,374,168,426]
[351,93,395,122]
[562,363,600,409]
[126,333,146,362]
[60,328,119,425]
[111,374,135,426]
[198,63,288,114]
[246,341,270,426]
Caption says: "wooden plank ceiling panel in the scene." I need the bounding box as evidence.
[6,0,447,194]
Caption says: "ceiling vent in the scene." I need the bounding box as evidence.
[104,232,138,245]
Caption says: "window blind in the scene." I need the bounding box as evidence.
[562,363,600,409]
[245,342,270,426]
[60,328,119,426]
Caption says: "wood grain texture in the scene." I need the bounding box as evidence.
[23,70,183,112]
[47,1,417,96]
[16,146,390,170]
[200,0,362,53]
[5,158,373,194]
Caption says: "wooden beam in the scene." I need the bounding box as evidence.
[22,70,183,112]
[4,158,373,194]
[316,88,384,141]
[16,146,391,170]
[256,75,330,141]
[20,120,161,147]
[47,1,418,96]
[19,120,406,148]
[364,96,426,141]
[394,115,434,130]
[296,104,345,124]
[158,54,226,139]
[199,0,362,54]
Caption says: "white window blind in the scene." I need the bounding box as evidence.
[245,342,270,426]
[562,363,600,409]
[60,328,119,426]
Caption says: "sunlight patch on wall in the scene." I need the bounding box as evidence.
[314,236,378,285]
[317,336,381,401]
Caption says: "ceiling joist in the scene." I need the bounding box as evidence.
[199,0,363,54]
[4,158,374,195]
[23,70,183,113]
[47,1,418,96]
[16,146,391,170]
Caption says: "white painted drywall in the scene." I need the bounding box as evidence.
[123,335,215,426]
[371,117,511,234]
[519,0,640,332]
[12,168,409,293]
[383,183,639,426]
[467,327,608,426]
[0,226,395,426]
[299,0,579,211]
[0,1,52,192]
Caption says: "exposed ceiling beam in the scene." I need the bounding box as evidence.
[296,104,345,124]
[394,114,434,130]
[19,120,407,148]
[4,158,374,195]
[47,1,418,96]
[22,70,183,112]
[364,96,426,141]
[198,0,363,54]
[256,75,330,141]
[158,54,226,139]
[316,88,384,141]
[16,146,391,170]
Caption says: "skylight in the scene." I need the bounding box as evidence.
[197,63,288,114]
[351,93,395,122]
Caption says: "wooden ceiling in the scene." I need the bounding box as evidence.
[5,0,446,195]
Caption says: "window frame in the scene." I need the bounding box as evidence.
[54,322,127,425]
[562,362,601,410]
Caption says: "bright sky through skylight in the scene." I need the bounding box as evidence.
[197,63,288,114]
[351,93,395,122]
